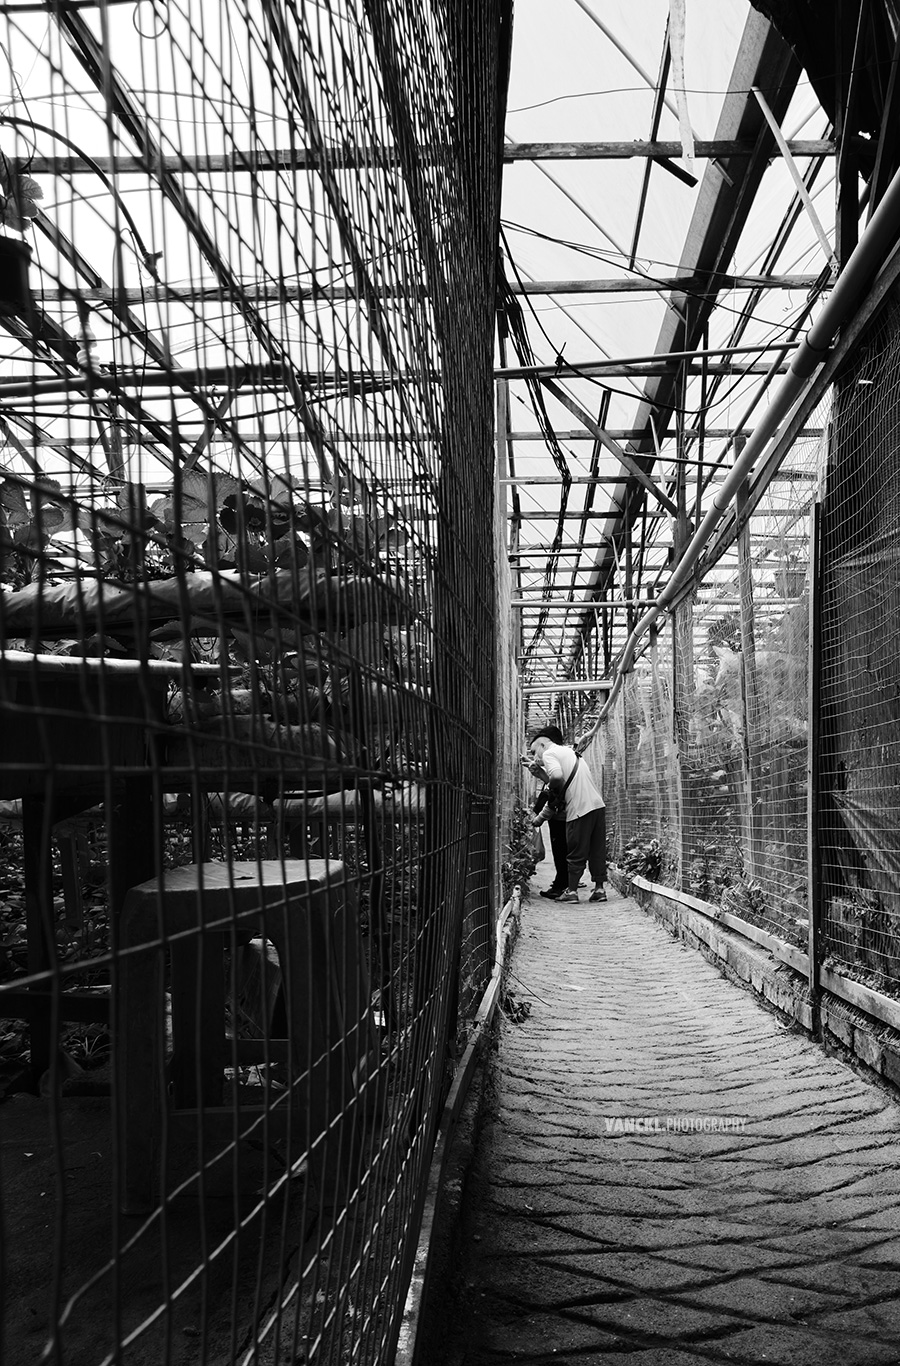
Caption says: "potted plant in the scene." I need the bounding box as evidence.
[773,551,806,598]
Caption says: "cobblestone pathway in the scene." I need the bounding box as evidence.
[444,885,900,1365]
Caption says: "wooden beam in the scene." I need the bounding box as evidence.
[23,140,835,177]
[0,359,793,400]
[34,274,823,304]
[507,427,823,440]
[501,472,817,484]
[510,274,822,294]
[504,139,833,162]
[510,509,803,520]
[501,361,790,380]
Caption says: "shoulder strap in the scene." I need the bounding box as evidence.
[560,755,580,797]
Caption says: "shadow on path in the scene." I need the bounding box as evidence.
[432,884,900,1366]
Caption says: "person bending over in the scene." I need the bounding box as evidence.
[529,728,606,904]
[525,724,570,899]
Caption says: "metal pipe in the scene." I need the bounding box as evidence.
[524,680,612,694]
[512,598,660,608]
[494,340,797,380]
[585,157,900,736]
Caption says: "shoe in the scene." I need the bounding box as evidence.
[557,890,580,903]
[540,888,563,899]
[590,887,607,902]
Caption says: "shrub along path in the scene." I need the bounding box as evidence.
[438,882,900,1365]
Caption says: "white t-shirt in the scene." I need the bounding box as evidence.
[541,742,604,819]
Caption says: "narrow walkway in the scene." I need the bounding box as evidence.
[444,885,900,1365]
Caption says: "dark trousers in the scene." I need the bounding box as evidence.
[547,817,568,890]
[566,808,606,891]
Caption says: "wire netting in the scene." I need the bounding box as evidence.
[0,1,511,1362]
[606,421,824,953]
[494,457,524,905]
[820,289,900,998]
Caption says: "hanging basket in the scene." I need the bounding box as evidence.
[774,568,806,598]
[0,236,33,317]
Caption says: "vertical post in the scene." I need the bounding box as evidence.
[736,468,763,883]
[625,531,634,642]
[23,797,53,1085]
[494,377,510,928]
[694,324,708,526]
[834,0,865,264]
[496,379,520,654]
[496,379,518,861]
[673,359,694,888]
[673,599,693,890]
[807,500,823,1033]
[649,609,661,837]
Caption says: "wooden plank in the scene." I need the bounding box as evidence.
[819,965,900,1034]
[629,874,809,974]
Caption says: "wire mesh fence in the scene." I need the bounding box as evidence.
[820,290,900,998]
[605,420,824,954]
[0,1,511,1362]
[589,297,900,1016]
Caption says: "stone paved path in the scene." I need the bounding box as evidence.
[444,885,900,1365]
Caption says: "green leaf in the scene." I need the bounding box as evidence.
[0,481,29,525]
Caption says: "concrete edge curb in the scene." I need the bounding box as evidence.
[394,885,522,1366]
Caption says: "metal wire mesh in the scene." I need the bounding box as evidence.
[494,465,524,902]
[606,421,824,953]
[820,291,900,996]
[0,1,510,1362]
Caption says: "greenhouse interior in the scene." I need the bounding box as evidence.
[2,0,900,1362]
